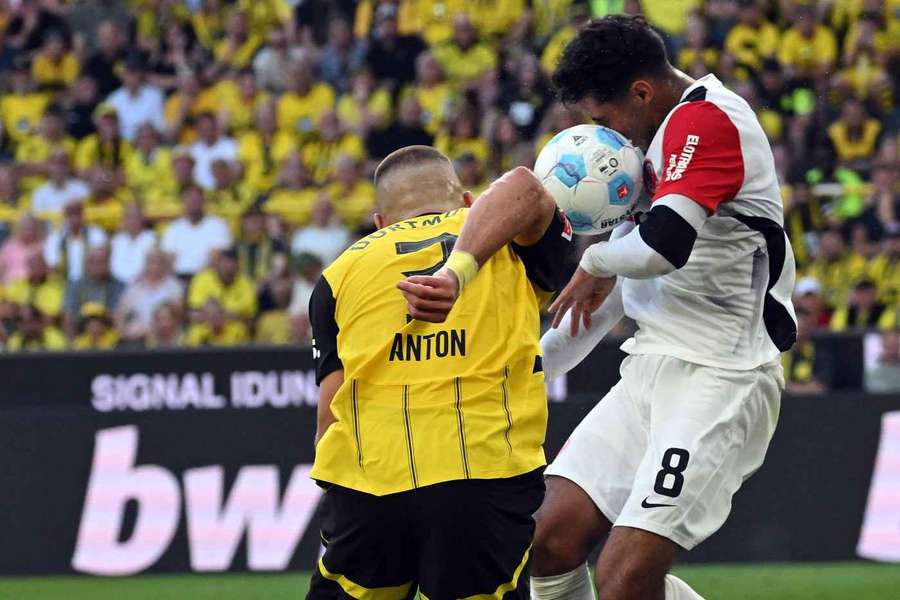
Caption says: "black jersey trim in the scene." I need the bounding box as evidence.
[350,379,363,469]
[310,276,343,385]
[733,214,798,352]
[454,377,471,478]
[500,366,513,456]
[511,209,576,292]
[682,86,708,103]
[402,385,418,488]
[638,205,698,269]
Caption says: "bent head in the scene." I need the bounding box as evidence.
[553,15,683,150]
[373,146,472,228]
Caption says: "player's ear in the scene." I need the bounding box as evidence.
[373,213,386,229]
[462,191,474,207]
[631,79,654,106]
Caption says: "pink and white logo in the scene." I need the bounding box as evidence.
[858,411,900,562]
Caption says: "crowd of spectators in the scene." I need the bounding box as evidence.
[0,1,896,387]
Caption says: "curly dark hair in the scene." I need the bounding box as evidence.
[553,15,669,105]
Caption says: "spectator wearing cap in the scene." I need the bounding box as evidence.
[124,124,173,203]
[186,298,249,347]
[276,57,336,140]
[44,200,107,283]
[4,250,64,321]
[238,102,297,195]
[364,3,426,91]
[235,206,286,282]
[301,111,365,184]
[116,248,183,343]
[73,103,130,174]
[16,107,76,192]
[110,203,156,284]
[71,302,119,350]
[866,330,900,393]
[0,57,50,147]
[264,154,320,228]
[366,95,433,160]
[160,185,232,279]
[5,304,65,352]
[783,307,833,395]
[320,17,368,95]
[433,13,496,89]
[290,196,350,266]
[189,113,239,190]
[214,10,262,70]
[252,28,307,94]
[831,279,895,331]
[105,54,166,141]
[0,214,43,284]
[188,247,258,321]
[777,4,838,80]
[724,0,780,73]
[31,152,88,221]
[793,276,831,328]
[65,77,100,140]
[62,245,124,338]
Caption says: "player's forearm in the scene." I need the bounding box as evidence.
[541,279,625,381]
[580,194,707,279]
[451,167,556,270]
[315,370,343,447]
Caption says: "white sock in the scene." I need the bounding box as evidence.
[665,574,707,600]
[530,564,596,600]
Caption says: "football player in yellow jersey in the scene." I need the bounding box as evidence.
[307,146,575,599]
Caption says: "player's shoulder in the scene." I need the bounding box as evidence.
[663,76,757,135]
[323,207,470,290]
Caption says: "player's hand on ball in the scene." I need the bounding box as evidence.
[549,268,617,336]
[397,269,460,323]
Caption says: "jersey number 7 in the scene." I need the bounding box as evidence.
[395,233,459,277]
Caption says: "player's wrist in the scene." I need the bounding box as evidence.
[443,250,479,292]
[579,242,615,278]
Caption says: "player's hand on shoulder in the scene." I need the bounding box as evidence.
[396,269,460,323]
[549,268,617,336]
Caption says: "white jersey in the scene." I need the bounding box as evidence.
[621,74,797,370]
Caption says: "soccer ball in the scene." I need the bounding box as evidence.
[534,124,644,235]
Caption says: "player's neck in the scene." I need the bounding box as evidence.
[660,68,695,111]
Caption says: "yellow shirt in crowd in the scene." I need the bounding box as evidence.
[188,269,259,319]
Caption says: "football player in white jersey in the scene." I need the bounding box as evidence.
[526,15,798,600]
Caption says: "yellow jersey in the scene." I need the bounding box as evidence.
[276,83,336,137]
[310,206,574,496]
[0,93,50,144]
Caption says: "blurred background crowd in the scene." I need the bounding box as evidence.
[0,0,896,390]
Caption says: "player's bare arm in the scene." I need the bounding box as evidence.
[397,166,557,323]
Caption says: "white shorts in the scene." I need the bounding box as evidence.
[546,353,784,550]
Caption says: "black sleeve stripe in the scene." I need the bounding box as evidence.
[309,276,343,385]
[511,209,577,292]
[637,205,698,269]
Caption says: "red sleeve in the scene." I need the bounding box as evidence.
[652,101,744,214]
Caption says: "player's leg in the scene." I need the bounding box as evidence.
[531,364,650,599]
[306,485,417,600]
[592,355,782,599]
[413,468,544,600]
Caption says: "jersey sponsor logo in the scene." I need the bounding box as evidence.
[642,159,659,197]
[664,134,700,182]
[641,496,675,509]
[389,329,467,361]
